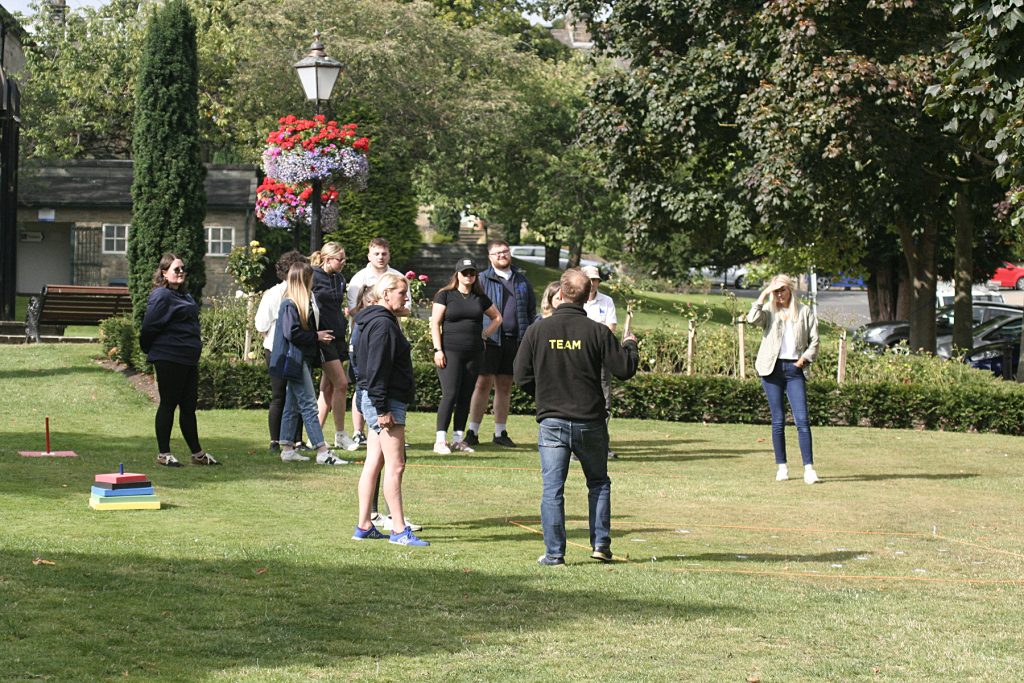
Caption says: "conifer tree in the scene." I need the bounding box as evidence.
[128,0,206,323]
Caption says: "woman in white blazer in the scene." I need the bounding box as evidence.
[746,274,820,484]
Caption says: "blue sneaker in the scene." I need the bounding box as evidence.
[389,526,430,547]
[352,524,387,541]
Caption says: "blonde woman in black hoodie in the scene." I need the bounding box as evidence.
[351,274,428,546]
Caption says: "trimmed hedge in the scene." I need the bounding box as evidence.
[100,314,1024,435]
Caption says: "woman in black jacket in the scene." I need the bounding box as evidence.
[139,253,218,467]
[310,241,359,452]
[351,273,428,546]
[273,262,349,465]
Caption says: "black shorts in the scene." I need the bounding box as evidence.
[480,337,519,376]
[320,336,348,363]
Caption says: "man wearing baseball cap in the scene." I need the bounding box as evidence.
[581,265,620,459]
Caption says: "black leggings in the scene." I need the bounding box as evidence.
[154,360,202,455]
[435,349,481,432]
[265,356,301,444]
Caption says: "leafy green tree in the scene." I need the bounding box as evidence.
[563,0,1007,352]
[127,0,207,322]
[928,0,1024,366]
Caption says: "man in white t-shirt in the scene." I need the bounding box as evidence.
[346,237,404,312]
[581,265,619,459]
[346,237,404,445]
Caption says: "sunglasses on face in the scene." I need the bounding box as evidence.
[171,267,187,275]
[459,270,477,277]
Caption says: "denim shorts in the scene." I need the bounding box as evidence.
[359,393,407,433]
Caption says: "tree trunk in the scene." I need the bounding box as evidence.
[898,218,939,353]
[544,245,560,269]
[952,183,974,351]
[896,267,913,321]
[867,258,901,322]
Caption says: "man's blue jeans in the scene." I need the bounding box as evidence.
[280,361,326,448]
[759,360,813,466]
[537,417,611,558]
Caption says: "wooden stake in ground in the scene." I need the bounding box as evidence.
[687,319,696,376]
[737,319,746,379]
[837,329,847,384]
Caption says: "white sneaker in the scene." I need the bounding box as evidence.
[371,512,422,532]
[804,466,820,485]
[280,450,309,462]
[335,431,359,452]
[316,450,351,465]
[451,440,475,453]
[433,440,452,454]
[776,464,789,481]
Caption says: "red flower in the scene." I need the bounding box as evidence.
[418,274,429,282]
[353,137,370,152]
[405,271,416,279]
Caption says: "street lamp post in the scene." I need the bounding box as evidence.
[293,31,342,253]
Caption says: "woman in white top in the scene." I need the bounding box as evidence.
[747,274,820,484]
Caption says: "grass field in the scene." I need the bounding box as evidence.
[2,344,1023,681]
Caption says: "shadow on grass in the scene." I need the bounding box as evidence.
[822,473,980,482]
[615,449,748,462]
[0,548,744,679]
[661,550,869,564]
[0,364,110,380]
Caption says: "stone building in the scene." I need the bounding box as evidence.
[16,160,259,298]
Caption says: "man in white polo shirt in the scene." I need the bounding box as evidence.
[581,265,619,459]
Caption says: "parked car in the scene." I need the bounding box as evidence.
[700,265,757,289]
[935,282,1003,308]
[936,313,1023,360]
[988,261,1024,290]
[816,274,866,291]
[961,340,1020,379]
[508,245,609,273]
[854,302,1023,351]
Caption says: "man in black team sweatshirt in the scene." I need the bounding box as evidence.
[514,268,639,566]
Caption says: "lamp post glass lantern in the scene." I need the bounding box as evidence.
[293,31,342,251]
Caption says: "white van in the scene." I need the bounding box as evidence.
[935,281,1004,308]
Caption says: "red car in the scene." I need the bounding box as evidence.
[989,262,1024,290]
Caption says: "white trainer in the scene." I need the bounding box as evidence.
[804,466,820,484]
[371,512,423,532]
[433,440,452,455]
[316,450,351,465]
[335,431,359,452]
[280,450,310,462]
[776,464,789,481]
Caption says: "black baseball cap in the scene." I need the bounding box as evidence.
[455,258,477,273]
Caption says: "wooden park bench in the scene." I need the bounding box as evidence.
[25,284,132,343]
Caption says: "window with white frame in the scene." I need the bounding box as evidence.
[206,225,234,256]
[102,224,129,254]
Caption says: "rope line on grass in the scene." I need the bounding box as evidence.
[661,566,1024,586]
[405,462,689,479]
[506,519,1024,581]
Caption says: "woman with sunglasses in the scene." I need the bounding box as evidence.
[310,241,358,459]
[747,274,820,484]
[429,258,503,454]
[139,253,219,467]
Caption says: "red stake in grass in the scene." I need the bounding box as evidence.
[19,416,78,458]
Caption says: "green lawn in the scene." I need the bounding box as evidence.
[2,344,1023,681]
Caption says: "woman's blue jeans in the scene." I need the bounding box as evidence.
[760,360,813,466]
[537,418,611,558]
[280,361,326,448]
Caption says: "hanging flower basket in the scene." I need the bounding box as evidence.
[254,178,340,229]
[261,114,370,187]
